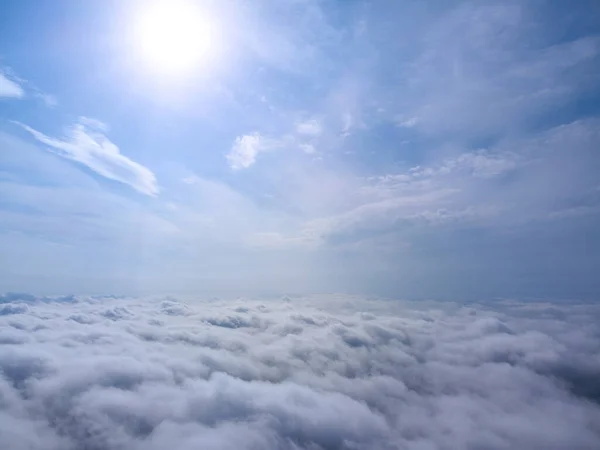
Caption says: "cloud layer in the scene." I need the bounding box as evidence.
[0,293,599,449]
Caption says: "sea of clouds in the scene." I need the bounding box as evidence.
[0,292,599,450]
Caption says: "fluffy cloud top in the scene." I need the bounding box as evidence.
[0,293,599,449]
[17,119,158,196]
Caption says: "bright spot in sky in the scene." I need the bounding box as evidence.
[133,1,217,77]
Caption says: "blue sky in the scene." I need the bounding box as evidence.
[1,0,599,299]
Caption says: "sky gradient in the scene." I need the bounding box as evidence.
[1,0,600,299]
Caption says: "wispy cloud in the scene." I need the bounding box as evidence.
[18,118,159,196]
[0,71,24,98]
[388,3,600,137]
[282,116,599,248]
[299,143,316,154]
[34,92,58,108]
[296,118,322,137]
[395,116,418,128]
[0,67,58,106]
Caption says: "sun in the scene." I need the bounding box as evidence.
[133,1,217,76]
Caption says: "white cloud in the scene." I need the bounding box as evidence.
[304,187,461,244]
[390,3,600,136]
[17,118,158,196]
[244,231,316,250]
[78,116,109,132]
[448,151,521,178]
[291,148,523,245]
[409,150,522,179]
[226,133,273,170]
[296,118,322,137]
[395,116,419,128]
[0,68,56,106]
[341,112,353,137]
[0,72,24,99]
[182,174,202,185]
[0,294,599,449]
[35,92,58,108]
[292,114,600,248]
[299,143,316,154]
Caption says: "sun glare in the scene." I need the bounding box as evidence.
[134,1,217,76]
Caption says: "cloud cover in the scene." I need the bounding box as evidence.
[0,293,599,449]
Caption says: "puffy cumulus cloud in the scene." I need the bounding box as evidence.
[226,133,271,170]
[0,293,599,449]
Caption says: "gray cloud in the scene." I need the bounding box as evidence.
[0,294,599,449]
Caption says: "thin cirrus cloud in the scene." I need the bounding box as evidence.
[0,71,24,98]
[1,68,57,105]
[17,118,159,196]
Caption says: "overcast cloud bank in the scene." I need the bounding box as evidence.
[0,293,599,449]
